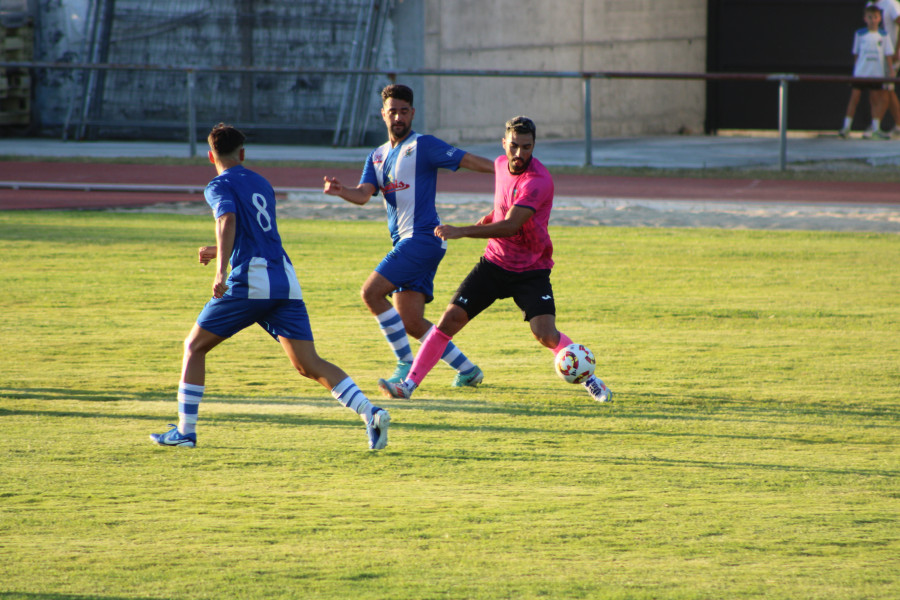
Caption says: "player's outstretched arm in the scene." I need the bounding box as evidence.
[475,212,494,226]
[435,205,533,241]
[458,152,495,174]
[198,246,217,265]
[323,177,376,206]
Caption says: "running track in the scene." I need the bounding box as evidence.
[1,161,898,210]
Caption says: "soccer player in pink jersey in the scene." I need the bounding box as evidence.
[378,116,613,404]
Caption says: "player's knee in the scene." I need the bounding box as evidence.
[360,285,380,309]
[290,350,327,380]
[184,336,207,357]
[538,334,557,348]
[292,361,313,379]
[437,306,468,336]
[405,317,431,340]
[530,326,558,349]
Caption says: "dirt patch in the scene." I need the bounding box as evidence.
[111,191,900,233]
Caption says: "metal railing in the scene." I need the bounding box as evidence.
[2,60,896,170]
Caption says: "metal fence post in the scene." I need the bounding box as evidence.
[778,77,788,171]
[583,75,593,167]
[187,69,197,158]
[768,73,797,171]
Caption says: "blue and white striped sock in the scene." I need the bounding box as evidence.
[420,327,476,374]
[376,307,414,363]
[331,377,375,422]
[178,382,204,435]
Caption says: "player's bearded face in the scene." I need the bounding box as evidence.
[382,99,414,141]
[503,131,535,174]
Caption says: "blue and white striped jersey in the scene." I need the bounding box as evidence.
[360,132,465,244]
[204,165,302,300]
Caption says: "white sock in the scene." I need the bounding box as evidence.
[331,377,375,422]
[843,116,853,130]
[872,119,881,131]
[178,382,204,435]
[376,308,413,363]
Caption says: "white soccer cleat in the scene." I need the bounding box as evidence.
[583,376,613,403]
[366,408,391,450]
[377,378,412,399]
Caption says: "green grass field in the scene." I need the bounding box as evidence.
[1,211,898,600]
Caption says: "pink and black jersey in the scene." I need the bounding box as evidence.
[483,155,554,272]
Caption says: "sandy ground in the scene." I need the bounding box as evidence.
[114,190,900,233]
[3,160,900,232]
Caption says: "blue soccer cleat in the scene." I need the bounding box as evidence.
[452,365,484,388]
[150,424,197,447]
[366,408,391,450]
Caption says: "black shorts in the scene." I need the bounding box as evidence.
[851,82,884,91]
[451,257,556,321]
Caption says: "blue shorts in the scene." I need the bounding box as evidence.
[196,296,314,341]
[375,236,446,303]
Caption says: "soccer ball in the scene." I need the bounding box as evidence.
[554,343,596,384]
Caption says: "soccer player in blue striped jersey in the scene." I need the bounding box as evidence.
[323,84,495,393]
[150,123,389,450]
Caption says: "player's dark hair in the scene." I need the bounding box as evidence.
[207,122,246,157]
[865,3,882,16]
[381,84,414,106]
[505,115,537,141]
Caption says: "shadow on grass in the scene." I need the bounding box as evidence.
[394,447,900,478]
[0,593,166,600]
[0,387,167,403]
[3,386,897,447]
[4,386,897,422]
[3,387,898,478]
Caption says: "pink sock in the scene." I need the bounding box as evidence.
[409,328,452,386]
[553,332,574,355]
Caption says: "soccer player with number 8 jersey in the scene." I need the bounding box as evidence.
[150,123,389,450]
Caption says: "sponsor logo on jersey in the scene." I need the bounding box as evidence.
[404,144,416,157]
[383,180,410,194]
[373,151,385,165]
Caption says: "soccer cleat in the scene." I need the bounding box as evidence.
[366,408,391,450]
[150,424,196,447]
[872,130,890,140]
[583,376,613,403]
[451,365,484,387]
[838,128,850,139]
[385,360,412,384]
[891,126,900,139]
[377,378,413,399]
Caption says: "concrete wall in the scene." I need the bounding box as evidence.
[25,0,706,143]
[417,0,706,143]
